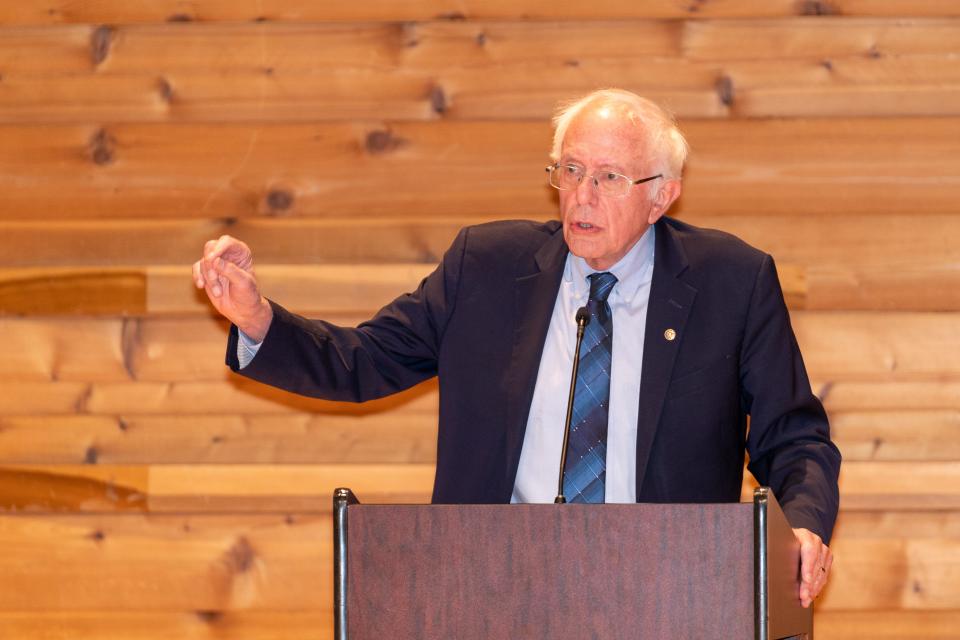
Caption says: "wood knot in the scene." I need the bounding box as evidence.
[364,129,405,154]
[436,11,466,20]
[475,31,487,46]
[195,610,224,623]
[265,189,294,212]
[88,128,116,165]
[117,418,129,432]
[166,13,193,22]
[84,446,99,464]
[686,0,706,12]
[715,75,735,107]
[221,216,238,227]
[223,536,256,574]
[867,44,882,59]
[401,23,419,48]
[211,435,224,444]
[821,59,834,71]
[798,0,839,15]
[430,85,447,115]
[157,77,174,102]
[88,529,106,542]
[90,25,114,66]
[564,59,580,67]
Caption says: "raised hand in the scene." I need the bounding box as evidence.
[192,235,273,341]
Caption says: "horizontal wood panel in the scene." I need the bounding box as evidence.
[0,511,956,612]
[793,312,960,381]
[2,259,959,316]
[830,411,960,461]
[3,312,960,385]
[0,611,331,639]
[3,461,958,513]
[5,610,957,640]
[814,611,960,640]
[0,414,439,464]
[3,60,959,123]
[0,22,680,75]
[0,464,435,513]
[1,25,958,122]
[0,218,467,267]
[1,1,958,24]
[0,379,439,415]
[817,381,960,412]
[0,119,956,219]
[2,409,957,465]
[683,18,960,61]
[0,513,332,610]
[1,213,958,272]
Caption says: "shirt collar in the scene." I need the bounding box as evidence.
[565,225,656,305]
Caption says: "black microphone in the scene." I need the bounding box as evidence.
[555,306,591,504]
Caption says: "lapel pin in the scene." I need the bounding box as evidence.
[664,328,676,341]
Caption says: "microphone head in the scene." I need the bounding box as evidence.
[575,307,591,327]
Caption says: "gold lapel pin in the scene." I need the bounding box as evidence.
[664,328,676,341]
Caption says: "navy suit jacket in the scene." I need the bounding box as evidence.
[228,217,841,543]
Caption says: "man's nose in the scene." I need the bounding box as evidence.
[575,175,597,205]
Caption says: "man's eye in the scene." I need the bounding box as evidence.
[603,173,619,182]
[564,165,580,175]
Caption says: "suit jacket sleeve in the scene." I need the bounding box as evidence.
[225,228,467,402]
[741,254,841,543]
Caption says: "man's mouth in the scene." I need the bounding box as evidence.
[572,221,600,231]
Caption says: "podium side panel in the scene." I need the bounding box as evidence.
[766,495,814,639]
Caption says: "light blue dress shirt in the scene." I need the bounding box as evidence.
[511,226,655,504]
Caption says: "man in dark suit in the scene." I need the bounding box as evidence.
[194,89,839,607]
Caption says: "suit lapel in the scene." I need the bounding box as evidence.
[635,220,698,497]
[502,228,568,496]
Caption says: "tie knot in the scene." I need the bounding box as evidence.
[587,272,618,303]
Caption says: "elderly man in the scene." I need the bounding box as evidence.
[194,89,840,607]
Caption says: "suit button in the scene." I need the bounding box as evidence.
[664,328,676,341]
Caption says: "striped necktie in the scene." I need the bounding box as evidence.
[563,271,617,503]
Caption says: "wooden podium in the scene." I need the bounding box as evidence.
[333,487,812,639]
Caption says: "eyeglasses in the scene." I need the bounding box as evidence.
[545,163,662,198]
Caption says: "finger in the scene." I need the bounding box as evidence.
[201,239,221,281]
[812,547,833,595]
[205,269,226,298]
[192,259,205,288]
[800,538,820,584]
[215,257,261,301]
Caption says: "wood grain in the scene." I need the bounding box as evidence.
[0,510,956,613]
[6,610,955,640]
[0,513,331,610]
[0,119,956,219]
[0,611,331,639]
[1,1,958,25]
[3,461,958,513]
[0,464,435,513]
[0,414,438,464]
[0,379,439,415]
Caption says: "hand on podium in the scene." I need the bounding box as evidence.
[793,527,833,608]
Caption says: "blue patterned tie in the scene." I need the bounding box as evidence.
[563,271,617,503]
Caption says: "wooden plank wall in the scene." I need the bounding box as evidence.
[1,1,959,637]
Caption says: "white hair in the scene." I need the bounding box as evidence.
[550,89,689,181]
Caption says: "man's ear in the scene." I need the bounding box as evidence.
[647,179,682,225]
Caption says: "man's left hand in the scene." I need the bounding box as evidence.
[793,527,832,608]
